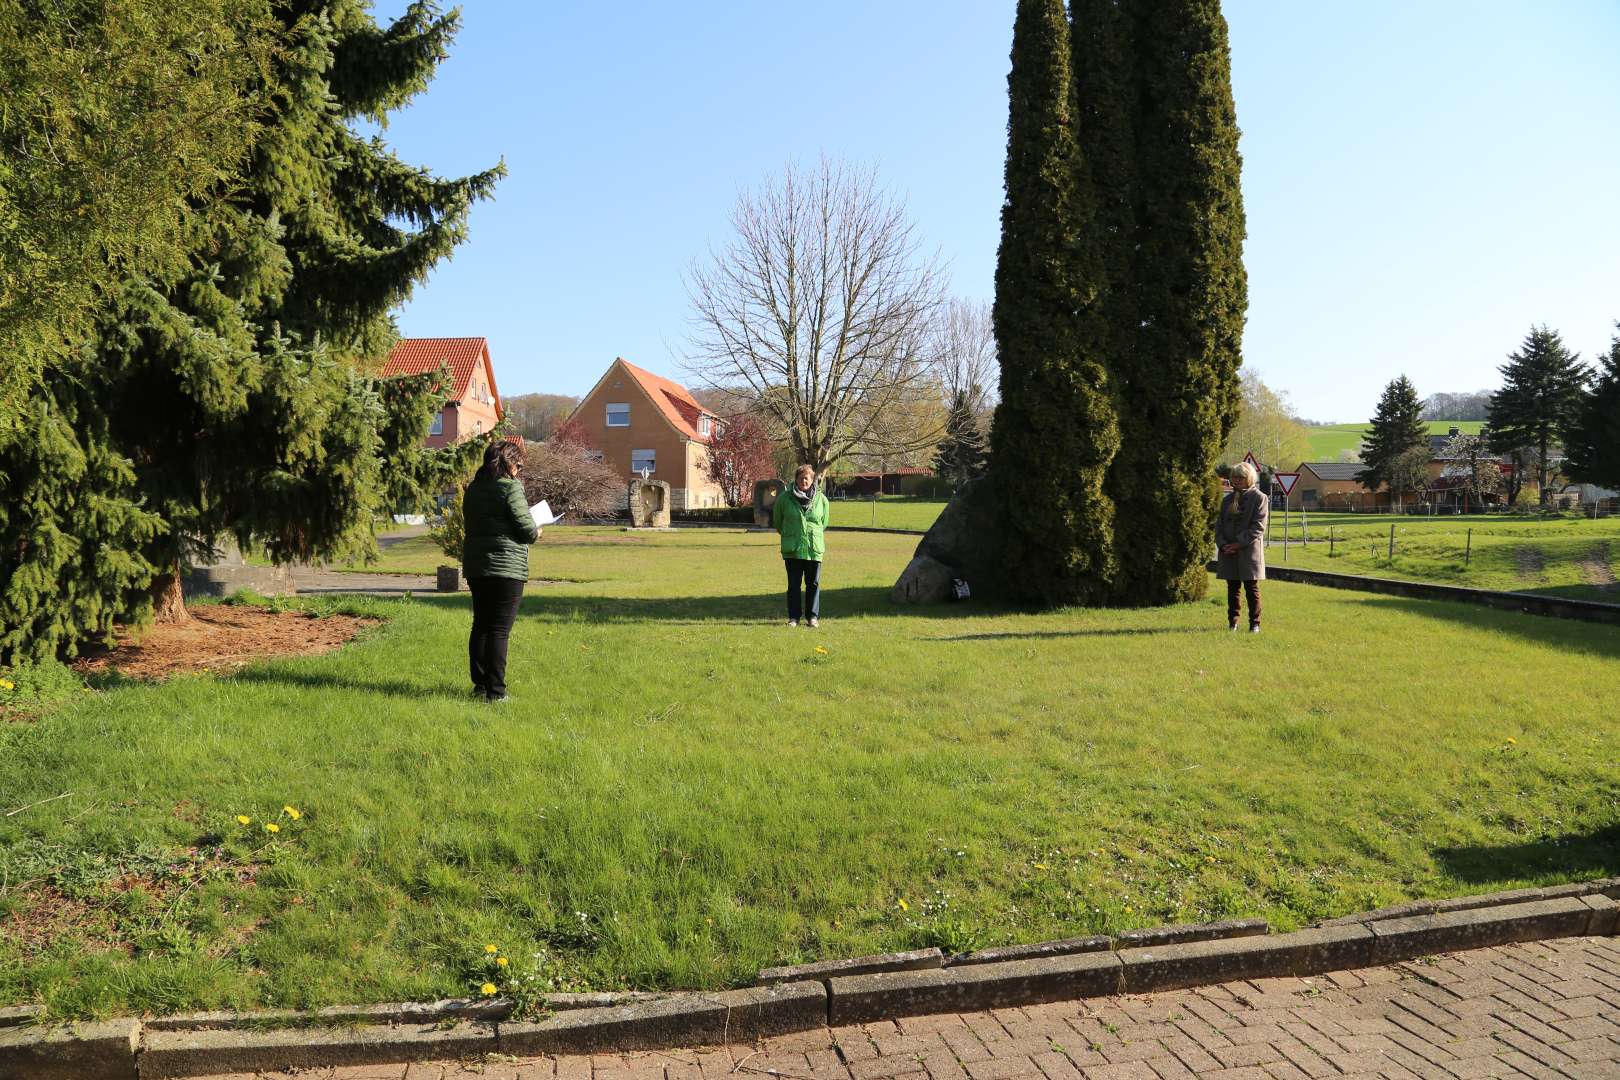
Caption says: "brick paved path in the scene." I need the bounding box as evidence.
[205,936,1620,1080]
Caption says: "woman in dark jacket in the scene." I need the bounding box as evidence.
[462,441,539,701]
[1215,461,1268,633]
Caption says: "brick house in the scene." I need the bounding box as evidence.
[565,358,727,509]
[380,337,503,447]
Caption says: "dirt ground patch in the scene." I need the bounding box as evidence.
[73,605,379,681]
[1513,545,1546,581]
[1578,541,1619,590]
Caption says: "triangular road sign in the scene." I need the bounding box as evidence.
[1273,471,1299,496]
[1243,451,1261,470]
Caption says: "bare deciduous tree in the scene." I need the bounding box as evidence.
[685,158,945,474]
[932,298,998,415]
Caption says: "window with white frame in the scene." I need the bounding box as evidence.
[631,449,656,474]
[606,403,630,427]
[698,415,712,437]
[430,411,444,436]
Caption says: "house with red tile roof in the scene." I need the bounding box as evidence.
[380,337,503,448]
[566,358,728,509]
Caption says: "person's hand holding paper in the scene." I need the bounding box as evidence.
[529,499,560,528]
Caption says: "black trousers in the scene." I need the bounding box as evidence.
[1227,579,1261,627]
[468,575,525,698]
[785,558,821,621]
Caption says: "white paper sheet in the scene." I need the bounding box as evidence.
[529,500,561,526]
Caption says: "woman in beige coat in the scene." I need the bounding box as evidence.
[1215,461,1268,632]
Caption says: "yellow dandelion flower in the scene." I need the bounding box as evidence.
[236,815,251,826]
[815,646,829,655]
[496,956,509,967]
[264,822,280,833]
[896,898,909,912]
[1033,863,1049,871]
[283,805,302,820]
[1123,906,1133,914]
[0,679,14,690]
[485,943,499,954]
[1505,737,1517,745]
[481,982,498,996]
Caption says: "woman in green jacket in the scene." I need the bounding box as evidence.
[771,464,829,627]
[462,441,539,701]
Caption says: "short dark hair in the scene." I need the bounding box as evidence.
[478,440,524,482]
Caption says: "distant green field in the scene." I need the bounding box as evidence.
[1303,420,1484,464]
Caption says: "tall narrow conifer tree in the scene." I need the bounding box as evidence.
[1092,0,1247,605]
[991,0,1119,605]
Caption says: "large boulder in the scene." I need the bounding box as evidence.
[889,474,1006,603]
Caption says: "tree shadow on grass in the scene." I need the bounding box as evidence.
[230,667,473,701]
[926,627,1212,641]
[1433,823,1620,884]
[409,586,1018,623]
[1336,593,1620,661]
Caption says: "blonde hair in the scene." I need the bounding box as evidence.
[794,464,816,483]
[1230,461,1258,486]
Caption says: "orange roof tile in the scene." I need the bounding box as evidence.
[616,358,711,442]
[380,337,495,407]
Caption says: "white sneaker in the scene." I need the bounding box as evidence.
[807,617,819,628]
[787,619,798,627]
[1249,624,1261,634]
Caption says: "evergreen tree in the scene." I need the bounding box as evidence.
[1091,0,1247,605]
[0,0,499,656]
[934,389,989,491]
[1356,376,1429,500]
[990,0,1119,605]
[1564,326,1620,492]
[0,0,274,434]
[1487,326,1592,504]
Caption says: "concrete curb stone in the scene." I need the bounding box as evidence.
[827,951,1123,1025]
[1117,925,1375,993]
[756,947,943,986]
[0,1005,43,1029]
[139,1021,497,1079]
[499,981,825,1056]
[1367,897,1593,964]
[0,1018,139,1080]
[1576,894,1618,936]
[951,935,1111,967]
[1114,917,1268,949]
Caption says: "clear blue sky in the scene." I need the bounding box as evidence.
[374,1,1620,423]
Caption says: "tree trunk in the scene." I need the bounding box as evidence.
[151,559,190,623]
[1537,435,1550,504]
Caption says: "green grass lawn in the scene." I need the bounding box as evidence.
[3,527,1617,1020]
[826,497,944,531]
[1304,420,1484,463]
[1265,513,1620,602]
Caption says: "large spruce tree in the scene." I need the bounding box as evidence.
[0,0,499,658]
[1486,326,1591,504]
[1089,0,1247,605]
[990,0,1119,605]
[1356,376,1429,499]
[1564,326,1620,493]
